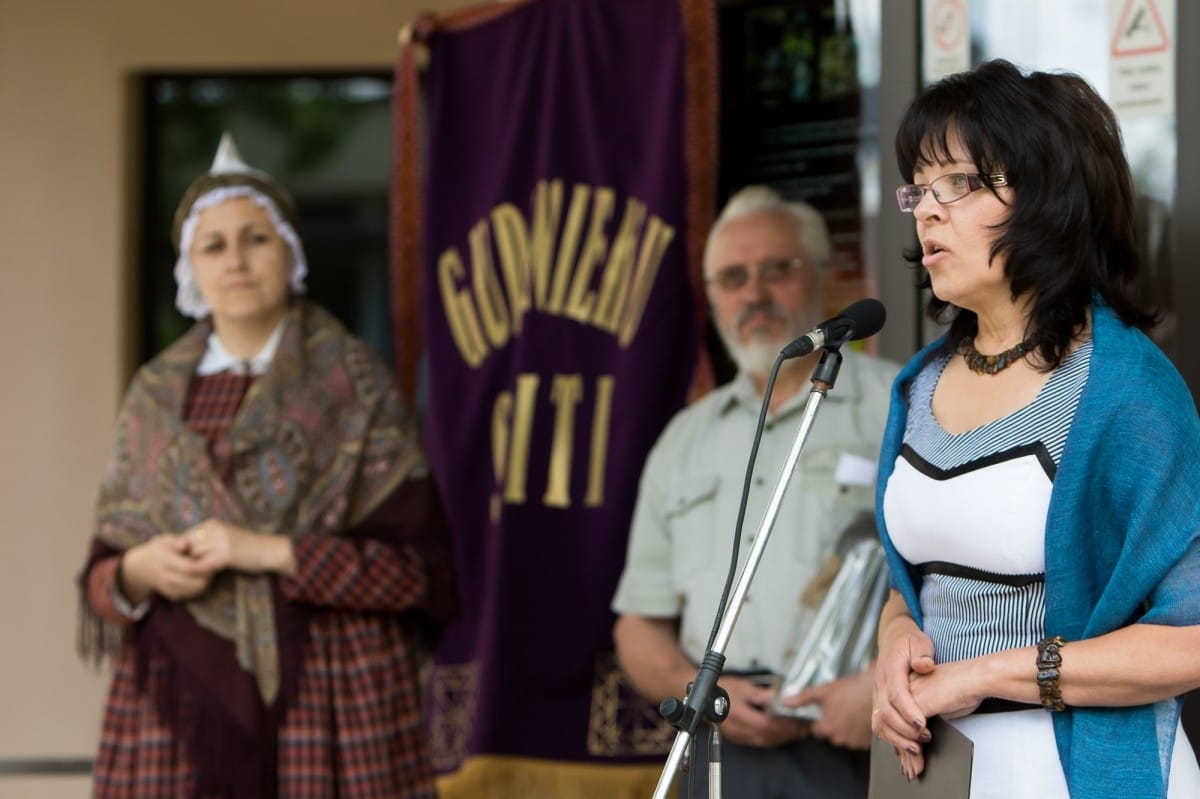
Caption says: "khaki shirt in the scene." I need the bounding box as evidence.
[612,348,900,673]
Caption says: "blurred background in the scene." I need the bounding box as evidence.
[1,1,1195,796]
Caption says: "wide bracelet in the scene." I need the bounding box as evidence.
[1036,635,1067,711]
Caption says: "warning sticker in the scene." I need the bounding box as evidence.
[922,0,970,85]
[1109,0,1175,118]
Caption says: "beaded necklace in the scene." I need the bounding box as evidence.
[957,336,1037,375]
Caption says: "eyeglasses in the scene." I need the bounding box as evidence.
[706,256,806,292]
[895,172,1008,213]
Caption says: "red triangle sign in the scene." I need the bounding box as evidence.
[1111,0,1170,57]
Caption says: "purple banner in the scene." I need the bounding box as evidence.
[391,0,717,788]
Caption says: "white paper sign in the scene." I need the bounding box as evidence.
[1109,0,1175,118]
[834,452,877,487]
[922,0,971,85]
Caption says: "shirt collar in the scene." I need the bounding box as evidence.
[196,319,286,376]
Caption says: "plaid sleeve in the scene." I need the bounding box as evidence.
[278,477,457,619]
[86,556,132,624]
[278,536,430,612]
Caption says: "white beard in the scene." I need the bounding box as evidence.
[714,296,818,380]
[721,335,783,378]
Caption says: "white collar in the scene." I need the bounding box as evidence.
[196,319,286,376]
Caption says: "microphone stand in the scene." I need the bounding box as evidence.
[650,345,846,799]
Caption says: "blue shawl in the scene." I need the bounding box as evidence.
[874,301,1200,798]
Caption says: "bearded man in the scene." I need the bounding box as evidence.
[611,186,900,798]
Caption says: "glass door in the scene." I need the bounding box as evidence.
[967,0,1178,359]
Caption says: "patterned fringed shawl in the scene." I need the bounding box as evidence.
[79,301,427,703]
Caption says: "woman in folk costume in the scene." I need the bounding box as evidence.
[78,132,457,799]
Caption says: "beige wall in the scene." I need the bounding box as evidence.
[0,0,474,793]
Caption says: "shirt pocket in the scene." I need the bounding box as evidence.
[664,473,721,584]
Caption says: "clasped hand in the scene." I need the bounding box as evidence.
[716,675,811,748]
[777,666,875,751]
[717,667,874,751]
[871,616,984,781]
[121,520,267,603]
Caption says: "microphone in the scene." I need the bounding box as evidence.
[779,298,887,360]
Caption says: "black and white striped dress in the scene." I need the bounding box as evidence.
[888,343,1088,664]
[883,340,1200,798]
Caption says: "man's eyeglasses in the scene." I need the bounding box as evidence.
[895,172,1008,213]
[707,256,806,292]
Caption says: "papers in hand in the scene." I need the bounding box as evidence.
[773,526,889,718]
[868,717,974,798]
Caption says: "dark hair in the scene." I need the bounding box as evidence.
[895,58,1156,368]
